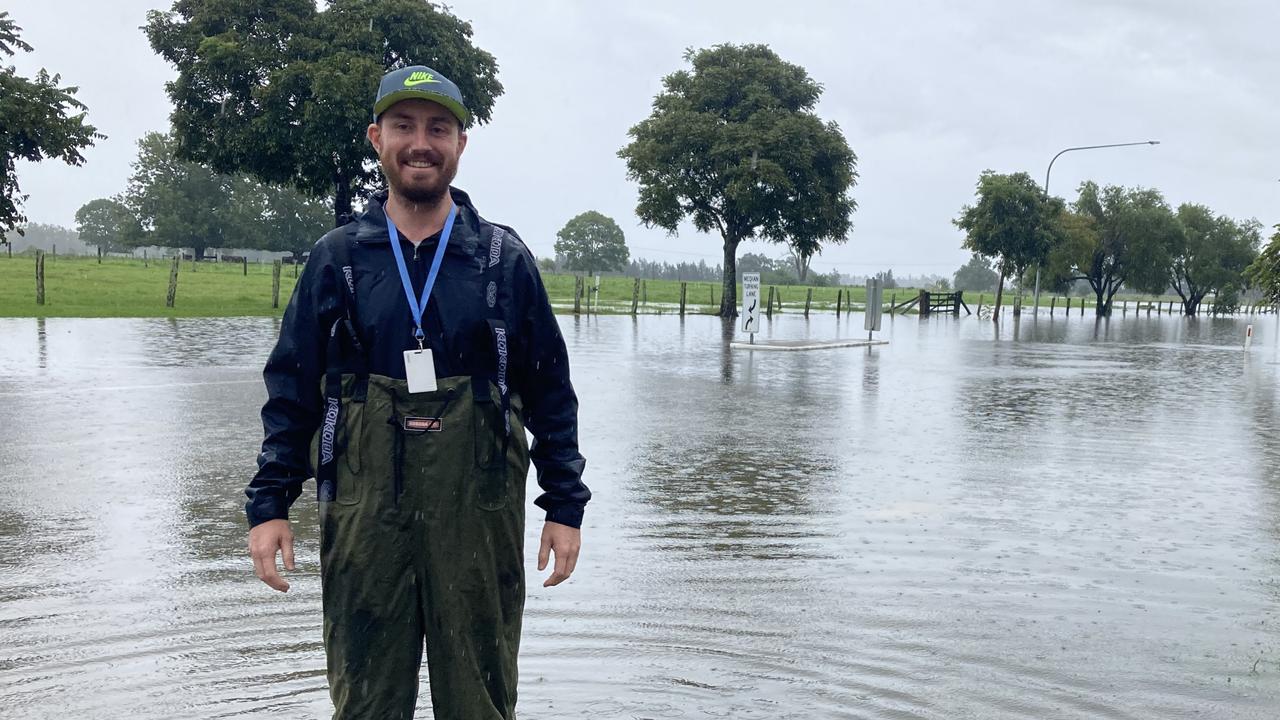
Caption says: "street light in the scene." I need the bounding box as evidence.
[1033,140,1161,311]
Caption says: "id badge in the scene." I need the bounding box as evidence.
[404,348,437,393]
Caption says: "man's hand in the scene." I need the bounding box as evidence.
[249,518,295,592]
[537,521,581,587]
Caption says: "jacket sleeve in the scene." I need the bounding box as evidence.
[512,247,590,528]
[245,239,338,527]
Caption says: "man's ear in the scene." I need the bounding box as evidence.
[457,130,468,157]
[367,122,381,152]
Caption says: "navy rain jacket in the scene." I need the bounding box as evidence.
[246,187,589,528]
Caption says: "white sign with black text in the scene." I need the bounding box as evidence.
[741,273,761,335]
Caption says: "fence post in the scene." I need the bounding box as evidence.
[836,289,843,317]
[679,282,687,316]
[766,286,774,318]
[98,245,103,264]
[631,277,640,315]
[144,249,148,269]
[642,280,647,305]
[573,276,582,315]
[1050,296,1056,315]
[976,293,983,315]
[919,290,930,317]
[1012,295,1021,317]
[35,251,46,305]
[243,256,248,276]
[272,260,282,309]
[166,255,180,308]
[804,288,813,318]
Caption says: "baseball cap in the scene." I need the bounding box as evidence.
[372,65,470,126]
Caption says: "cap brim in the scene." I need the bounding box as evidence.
[373,90,469,126]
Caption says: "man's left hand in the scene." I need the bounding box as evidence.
[537,521,581,587]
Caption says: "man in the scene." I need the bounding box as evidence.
[245,65,589,719]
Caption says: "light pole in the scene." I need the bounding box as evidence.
[1033,140,1161,311]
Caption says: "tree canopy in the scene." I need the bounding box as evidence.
[0,11,103,241]
[554,211,630,274]
[119,132,330,260]
[953,253,999,292]
[1165,204,1260,315]
[618,43,857,317]
[75,198,138,254]
[953,171,1062,316]
[144,0,502,225]
[1244,226,1280,306]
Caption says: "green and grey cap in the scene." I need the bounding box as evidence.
[372,65,469,125]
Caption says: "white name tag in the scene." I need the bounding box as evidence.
[404,348,437,393]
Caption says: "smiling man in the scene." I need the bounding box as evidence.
[245,65,590,720]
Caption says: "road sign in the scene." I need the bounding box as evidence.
[742,273,761,334]
[865,278,883,333]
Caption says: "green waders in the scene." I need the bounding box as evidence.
[314,373,529,719]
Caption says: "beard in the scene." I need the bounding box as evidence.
[383,149,458,206]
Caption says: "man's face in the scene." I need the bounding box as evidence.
[367,99,468,205]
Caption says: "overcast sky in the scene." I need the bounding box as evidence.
[8,0,1279,276]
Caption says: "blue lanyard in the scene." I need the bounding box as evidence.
[387,204,458,348]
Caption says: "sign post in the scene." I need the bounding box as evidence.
[865,278,883,340]
[741,273,761,343]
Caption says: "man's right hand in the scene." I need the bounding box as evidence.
[249,518,295,592]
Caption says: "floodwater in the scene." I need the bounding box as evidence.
[1,311,1278,719]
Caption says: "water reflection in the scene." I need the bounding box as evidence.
[0,313,1276,719]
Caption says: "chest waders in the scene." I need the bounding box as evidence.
[312,229,529,720]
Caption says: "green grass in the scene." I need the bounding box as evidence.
[0,254,1220,318]
[0,254,299,317]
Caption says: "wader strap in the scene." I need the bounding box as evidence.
[482,224,513,439]
[317,231,369,502]
[486,319,512,437]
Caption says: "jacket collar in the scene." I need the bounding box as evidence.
[354,187,484,256]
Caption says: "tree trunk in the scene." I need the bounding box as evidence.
[334,174,352,228]
[719,237,741,318]
[192,245,206,262]
[992,267,1005,321]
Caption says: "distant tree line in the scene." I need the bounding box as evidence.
[955,170,1266,317]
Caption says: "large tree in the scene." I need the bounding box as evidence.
[145,0,501,226]
[0,11,103,242]
[953,253,999,292]
[1040,182,1178,316]
[554,211,629,274]
[74,197,138,254]
[954,171,1062,318]
[122,132,235,260]
[228,174,333,261]
[1165,204,1260,316]
[1244,225,1280,305]
[618,44,858,317]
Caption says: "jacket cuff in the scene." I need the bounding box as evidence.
[544,504,584,529]
[245,493,292,528]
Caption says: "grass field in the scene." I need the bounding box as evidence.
[0,253,1206,318]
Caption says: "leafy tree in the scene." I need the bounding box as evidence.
[1043,182,1177,316]
[618,43,858,317]
[122,132,235,260]
[554,211,629,274]
[738,252,782,274]
[874,269,898,289]
[1165,204,1260,316]
[229,175,332,261]
[0,11,103,242]
[1244,226,1280,305]
[954,171,1062,318]
[953,253,999,292]
[75,198,138,254]
[145,0,502,226]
